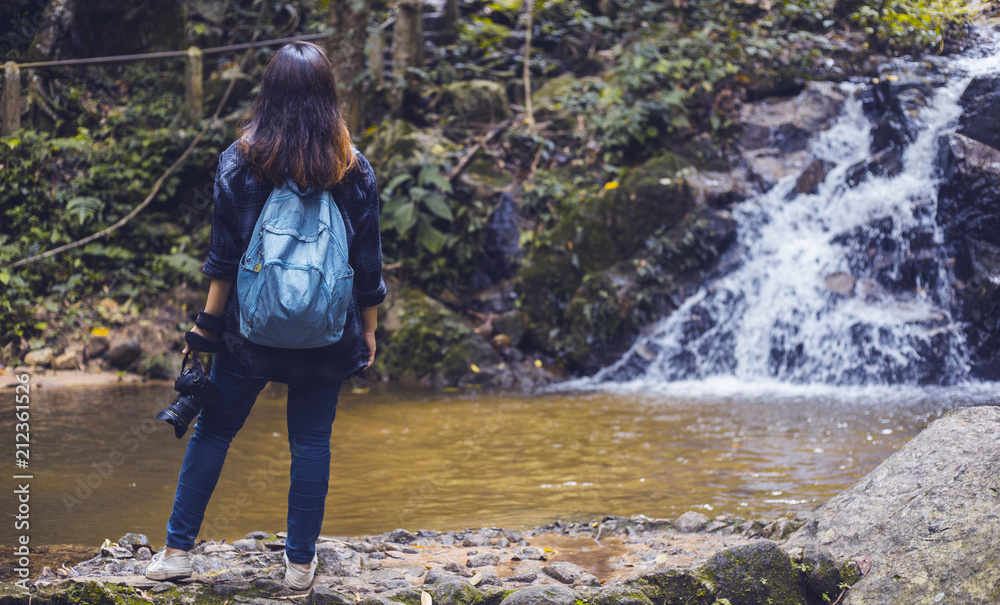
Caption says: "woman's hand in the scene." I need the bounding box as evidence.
[183,325,218,355]
[363,331,376,370]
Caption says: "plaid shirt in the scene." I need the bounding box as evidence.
[202,141,387,386]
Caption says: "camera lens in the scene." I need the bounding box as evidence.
[157,394,202,439]
[156,355,219,439]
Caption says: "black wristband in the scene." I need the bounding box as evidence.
[185,330,224,353]
[195,311,226,334]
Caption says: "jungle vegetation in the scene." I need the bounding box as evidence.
[0,0,980,367]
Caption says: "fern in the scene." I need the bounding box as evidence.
[158,251,205,282]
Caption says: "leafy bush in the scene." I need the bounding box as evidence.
[0,66,235,347]
[845,0,970,52]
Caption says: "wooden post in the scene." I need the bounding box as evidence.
[3,62,21,135]
[184,46,203,124]
[391,0,424,114]
[369,26,385,87]
[443,0,459,29]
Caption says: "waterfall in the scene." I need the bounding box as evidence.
[585,42,1000,391]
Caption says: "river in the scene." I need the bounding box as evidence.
[0,380,995,548]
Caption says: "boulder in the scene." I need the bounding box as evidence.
[674,511,709,533]
[499,585,580,605]
[107,337,142,369]
[542,561,587,584]
[470,193,523,292]
[784,406,1000,604]
[685,167,752,208]
[85,335,110,360]
[436,80,512,123]
[737,82,847,189]
[376,282,501,387]
[52,347,82,370]
[739,82,847,154]
[957,75,1000,151]
[701,541,806,605]
[517,153,695,355]
[24,347,54,367]
[936,133,1000,379]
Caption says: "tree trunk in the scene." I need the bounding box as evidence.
[326,0,369,135]
[443,0,459,30]
[391,0,424,115]
[27,0,77,63]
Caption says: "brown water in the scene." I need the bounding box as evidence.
[0,380,989,549]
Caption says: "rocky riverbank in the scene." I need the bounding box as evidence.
[0,514,862,605]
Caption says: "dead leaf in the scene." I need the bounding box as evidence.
[469,571,483,586]
[421,591,433,605]
[855,554,873,576]
[653,553,669,565]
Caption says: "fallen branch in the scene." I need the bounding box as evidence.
[7,4,280,270]
[446,118,512,184]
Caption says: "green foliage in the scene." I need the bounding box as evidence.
[549,3,832,162]
[381,163,491,291]
[0,65,235,346]
[846,0,970,51]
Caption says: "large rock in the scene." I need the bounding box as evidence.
[957,75,1000,151]
[784,406,1000,604]
[936,133,1000,379]
[517,153,695,356]
[702,541,806,605]
[436,80,512,123]
[376,282,501,387]
[737,82,847,189]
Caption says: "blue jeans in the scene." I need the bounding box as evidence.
[165,348,342,564]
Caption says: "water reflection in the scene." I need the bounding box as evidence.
[0,381,992,547]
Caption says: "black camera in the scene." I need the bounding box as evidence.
[156,355,222,439]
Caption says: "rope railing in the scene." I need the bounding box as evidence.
[12,31,332,69]
[2,31,332,132]
[4,14,325,269]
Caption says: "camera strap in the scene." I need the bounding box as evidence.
[185,329,224,353]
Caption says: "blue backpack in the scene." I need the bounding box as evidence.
[236,181,354,349]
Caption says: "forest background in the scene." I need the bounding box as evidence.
[0,0,984,385]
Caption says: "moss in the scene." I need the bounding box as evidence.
[44,581,153,605]
[377,284,500,386]
[517,153,694,355]
[699,542,807,605]
[626,569,716,605]
[438,81,513,123]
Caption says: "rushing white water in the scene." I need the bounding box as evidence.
[579,40,1000,394]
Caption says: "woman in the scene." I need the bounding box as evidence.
[145,41,385,591]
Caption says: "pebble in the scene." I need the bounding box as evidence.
[389,528,418,544]
[232,539,260,553]
[506,572,538,583]
[136,547,152,561]
[467,553,500,568]
[514,547,547,561]
[674,511,709,533]
[542,561,586,584]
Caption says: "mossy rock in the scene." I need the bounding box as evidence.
[626,569,715,605]
[559,262,673,373]
[377,284,500,386]
[517,153,693,355]
[359,119,459,188]
[437,80,512,123]
[700,541,807,605]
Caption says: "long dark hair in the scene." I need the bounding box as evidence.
[238,41,357,189]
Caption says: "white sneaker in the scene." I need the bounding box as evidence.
[145,549,192,580]
[284,551,317,590]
